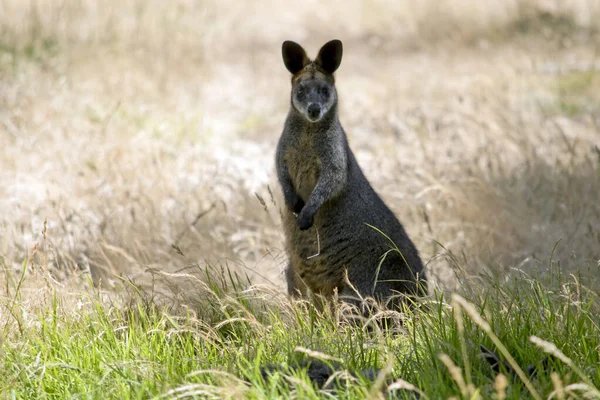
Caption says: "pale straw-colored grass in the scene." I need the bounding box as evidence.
[1,0,599,313]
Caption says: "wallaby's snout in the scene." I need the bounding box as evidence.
[307,103,321,120]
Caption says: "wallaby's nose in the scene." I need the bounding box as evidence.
[307,104,321,119]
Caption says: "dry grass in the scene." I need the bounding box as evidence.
[1,0,599,308]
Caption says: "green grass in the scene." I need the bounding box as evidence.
[1,259,599,399]
[537,70,600,118]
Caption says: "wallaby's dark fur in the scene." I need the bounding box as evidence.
[276,40,427,310]
[260,360,378,391]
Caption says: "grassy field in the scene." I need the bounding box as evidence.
[2,264,600,399]
[1,0,600,398]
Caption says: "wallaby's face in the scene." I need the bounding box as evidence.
[282,40,343,123]
[292,77,335,123]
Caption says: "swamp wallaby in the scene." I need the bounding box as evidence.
[276,39,426,310]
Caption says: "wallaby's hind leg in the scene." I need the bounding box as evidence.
[338,284,378,318]
[340,254,427,315]
[338,279,412,331]
[285,263,307,297]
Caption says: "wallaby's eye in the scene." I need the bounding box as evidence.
[320,87,329,96]
[297,87,304,95]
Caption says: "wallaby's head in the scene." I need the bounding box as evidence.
[282,39,343,123]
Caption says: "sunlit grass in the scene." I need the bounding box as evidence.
[1,259,599,399]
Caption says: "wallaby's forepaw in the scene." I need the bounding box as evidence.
[284,191,305,214]
[297,211,314,230]
[291,197,305,214]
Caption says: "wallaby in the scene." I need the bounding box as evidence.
[276,39,426,311]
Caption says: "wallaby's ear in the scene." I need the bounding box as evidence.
[315,39,343,74]
[282,41,309,74]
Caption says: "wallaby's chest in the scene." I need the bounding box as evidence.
[284,135,320,201]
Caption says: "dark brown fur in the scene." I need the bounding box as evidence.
[277,40,426,310]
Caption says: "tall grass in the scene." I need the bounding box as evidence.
[1,257,599,398]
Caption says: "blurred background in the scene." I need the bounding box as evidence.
[1,0,599,301]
